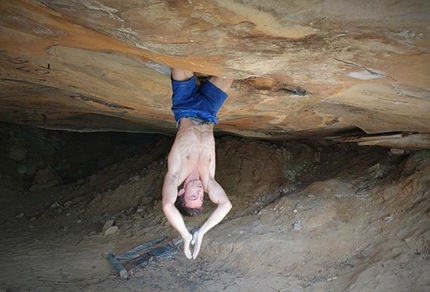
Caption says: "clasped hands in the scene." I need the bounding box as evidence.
[183,229,204,259]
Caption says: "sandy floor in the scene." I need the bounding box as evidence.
[0,125,429,291]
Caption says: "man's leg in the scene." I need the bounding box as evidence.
[171,68,194,82]
[208,76,234,93]
[172,68,233,92]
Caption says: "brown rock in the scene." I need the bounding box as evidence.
[30,167,62,190]
[103,226,119,237]
[0,1,429,149]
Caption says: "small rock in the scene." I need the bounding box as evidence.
[102,220,115,233]
[314,152,321,163]
[293,218,302,231]
[383,216,393,223]
[153,200,159,209]
[131,213,141,220]
[15,213,24,218]
[30,167,62,190]
[171,237,184,247]
[141,196,153,205]
[390,148,405,155]
[129,175,141,182]
[64,201,73,208]
[9,147,27,161]
[50,202,60,209]
[104,226,119,236]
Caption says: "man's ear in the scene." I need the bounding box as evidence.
[178,188,185,196]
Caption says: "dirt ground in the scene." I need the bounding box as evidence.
[0,123,429,292]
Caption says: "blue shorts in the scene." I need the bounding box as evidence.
[171,76,228,125]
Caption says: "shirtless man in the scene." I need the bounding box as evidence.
[162,68,233,259]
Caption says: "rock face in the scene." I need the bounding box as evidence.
[1,0,429,148]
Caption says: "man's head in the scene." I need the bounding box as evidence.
[175,179,204,216]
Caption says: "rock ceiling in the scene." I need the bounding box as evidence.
[1,0,429,149]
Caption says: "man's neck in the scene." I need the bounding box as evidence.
[183,170,200,187]
[184,178,200,189]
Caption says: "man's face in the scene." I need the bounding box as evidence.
[183,179,204,208]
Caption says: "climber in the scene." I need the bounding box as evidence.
[162,68,234,259]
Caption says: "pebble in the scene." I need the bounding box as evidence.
[141,197,153,205]
[50,202,60,209]
[104,226,119,236]
[64,201,73,208]
[102,220,115,233]
[293,219,302,230]
[383,216,393,223]
[129,175,141,182]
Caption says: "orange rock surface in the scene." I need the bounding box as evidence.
[1,0,429,148]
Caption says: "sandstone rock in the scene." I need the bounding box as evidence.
[8,147,27,161]
[104,226,119,237]
[17,158,38,176]
[293,219,302,231]
[30,167,62,190]
[102,220,115,233]
[0,1,429,149]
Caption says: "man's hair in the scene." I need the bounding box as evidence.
[175,195,203,217]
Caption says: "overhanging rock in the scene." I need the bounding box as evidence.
[1,0,429,149]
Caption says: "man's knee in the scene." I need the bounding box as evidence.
[171,68,194,81]
[209,76,234,93]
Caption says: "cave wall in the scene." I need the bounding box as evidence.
[0,0,429,148]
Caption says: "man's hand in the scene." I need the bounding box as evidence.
[183,232,193,259]
[191,229,205,259]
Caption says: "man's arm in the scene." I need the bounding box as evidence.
[192,177,232,259]
[162,152,193,259]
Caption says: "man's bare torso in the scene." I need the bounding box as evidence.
[168,118,215,191]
